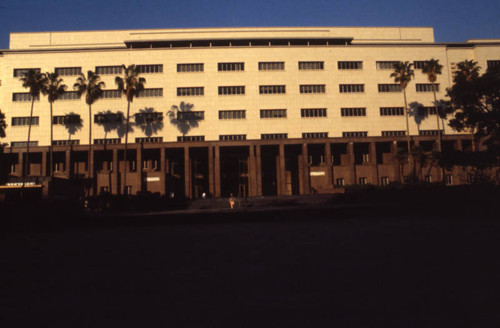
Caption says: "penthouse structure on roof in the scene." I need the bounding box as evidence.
[1,26,499,197]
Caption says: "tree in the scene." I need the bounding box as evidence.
[391,62,415,152]
[448,60,483,151]
[115,64,146,195]
[41,72,67,178]
[448,62,499,149]
[20,70,46,185]
[74,71,105,186]
[0,110,6,139]
[167,102,202,137]
[422,59,443,151]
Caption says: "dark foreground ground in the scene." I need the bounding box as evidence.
[1,193,499,327]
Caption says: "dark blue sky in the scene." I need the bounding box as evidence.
[1,0,499,49]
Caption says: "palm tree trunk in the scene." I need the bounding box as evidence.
[49,102,54,179]
[123,101,131,195]
[432,84,442,152]
[88,104,93,198]
[22,98,35,192]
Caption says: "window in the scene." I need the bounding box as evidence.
[487,60,500,69]
[302,132,328,139]
[260,109,287,118]
[301,108,327,118]
[299,61,323,70]
[259,85,286,94]
[416,84,439,92]
[378,84,402,92]
[13,93,39,102]
[55,67,82,76]
[218,62,244,71]
[413,61,427,69]
[12,117,39,126]
[300,84,325,94]
[13,68,41,77]
[11,141,38,147]
[136,64,163,73]
[376,61,399,70]
[96,66,122,75]
[259,62,284,71]
[219,110,246,119]
[177,87,204,96]
[59,91,80,100]
[261,133,287,140]
[136,137,163,143]
[53,140,79,146]
[54,114,81,125]
[381,177,390,186]
[382,131,406,137]
[137,88,163,97]
[341,108,366,117]
[336,178,345,187]
[417,106,437,116]
[220,134,247,141]
[177,111,204,120]
[445,174,453,185]
[94,113,123,123]
[425,175,432,183]
[342,131,367,138]
[134,112,163,122]
[218,86,245,95]
[94,138,121,145]
[177,63,204,72]
[338,61,362,70]
[467,174,475,184]
[339,84,364,93]
[380,107,404,116]
[419,130,440,136]
[102,90,122,99]
[359,177,368,185]
[177,136,205,142]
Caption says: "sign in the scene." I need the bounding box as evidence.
[310,171,325,176]
[146,177,160,182]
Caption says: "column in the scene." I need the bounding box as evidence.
[208,146,214,196]
[348,142,356,184]
[160,147,166,196]
[255,145,262,196]
[325,142,333,185]
[278,143,286,195]
[136,145,143,192]
[301,143,310,194]
[369,141,379,185]
[184,146,191,198]
[112,148,119,194]
[18,151,23,177]
[41,150,47,177]
[391,141,400,182]
[214,146,221,197]
[65,150,71,178]
[248,144,257,196]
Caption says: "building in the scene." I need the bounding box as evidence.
[0,27,499,198]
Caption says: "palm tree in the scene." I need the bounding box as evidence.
[422,59,443,151]
[135,108,164,138]
[19,70,46,186]
[0,110,6,139]
[167,102,202,137]
[391,62,415,153]
[115,64,146,195]
[41,72,67,179]
[74,71,105,186]
[454,60,481,151]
